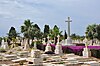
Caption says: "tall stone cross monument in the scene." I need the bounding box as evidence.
[65,17,73,45]
[65,17,72,37]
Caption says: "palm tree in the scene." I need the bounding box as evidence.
[86,24,97,40]
[21,19,33,39]
[21,19,34,46]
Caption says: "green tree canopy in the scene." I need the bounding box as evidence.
[7,27,18,40]
[49,25,62,39]
[95,24,100,40]
[86,24,97,40]
[71,33,85,40]
[31,24,43,39]
[21,19,34,38]
[86,24,100,40]
[43,25,50,38]
[64,30,67,39]
[21,19,42,39]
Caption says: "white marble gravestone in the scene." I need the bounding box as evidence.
[34,37,37,49]
[45,36,52,52]
[23,38,30,51]
[1,39,4,48]
[83,38,91,58]
[1,40,9,50]
[27,49,43,66]
[83,47,91,58]
[55,35,63,55]
[4,42,9,50]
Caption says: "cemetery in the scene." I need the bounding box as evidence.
[0,17,100,66]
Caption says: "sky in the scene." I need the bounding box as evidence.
[0,0,100,37]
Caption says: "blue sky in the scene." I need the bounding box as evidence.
[0,0,100,37]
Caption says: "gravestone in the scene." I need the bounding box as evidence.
[34,37,37,49]
[55,35,63,55]
[83,48,91,58]
[27,49,43,66]
[1,39,4,48]
[83,38,91,58]
[45,36,52,52]
[1,40,9,50]
[23,39,30,51]
[4,42,9,50]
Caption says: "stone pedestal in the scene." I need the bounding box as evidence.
[64,37,74,46]
[83,47,91,58]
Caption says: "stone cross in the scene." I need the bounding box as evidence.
[45,36,52,52]
[55,35,63,55]
[65,17,72,37]
[34,37,37,49]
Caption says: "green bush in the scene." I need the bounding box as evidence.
[91,49,100,58]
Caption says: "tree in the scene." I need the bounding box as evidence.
[0,37,2,46]
[49,25,62,44]
[30,24,43,39]
[21,19,34,38]
[64,30,67,39]
[7,27,18,40]
[86,24,97,40]
[71,33,76,40]
[95,24,100,40]
[33,24,40,31]
[43,25,50,38]
[21,19,43,40]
